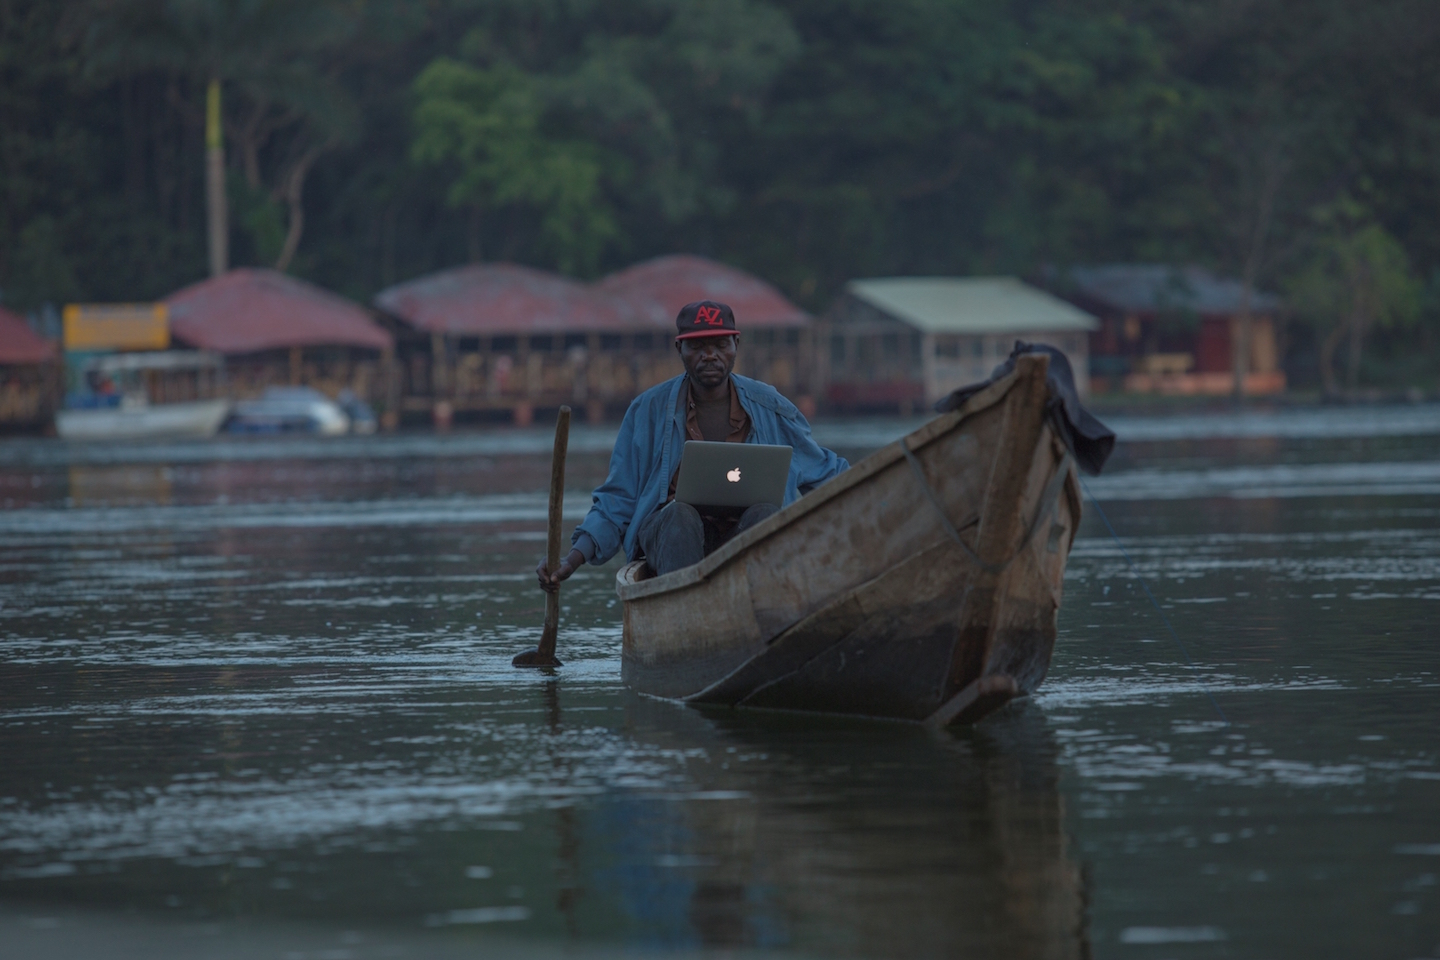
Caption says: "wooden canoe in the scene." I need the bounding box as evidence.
[615,353,1081,726]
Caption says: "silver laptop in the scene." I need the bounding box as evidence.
[674,441,792,509]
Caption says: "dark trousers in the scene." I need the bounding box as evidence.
[635,501,780,576]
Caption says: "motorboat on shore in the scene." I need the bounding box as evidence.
[615,351,1113,727]
[56,351,229,441]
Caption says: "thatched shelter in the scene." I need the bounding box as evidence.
[165,269,396,418]
[375,257,814,425]
[0,306,59,431]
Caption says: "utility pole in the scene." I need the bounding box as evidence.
[205,78,228,278]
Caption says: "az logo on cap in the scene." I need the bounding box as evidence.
[695,305,724,326]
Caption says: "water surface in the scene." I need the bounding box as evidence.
[2,409,1438,957]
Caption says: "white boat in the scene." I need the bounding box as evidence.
[225,386,350,435]
[56,351,229,441]
[57,398,231,441]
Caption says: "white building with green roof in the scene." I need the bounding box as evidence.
[823,276,1098,411]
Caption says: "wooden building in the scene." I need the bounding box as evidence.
[375,263,641,427]
[0,306,59,432]
[374,256,813,426]
[1056,264,1285,395]
[822,277,1097,413]
[165,269,397,420]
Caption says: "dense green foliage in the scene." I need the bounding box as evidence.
[2,0,1437,385]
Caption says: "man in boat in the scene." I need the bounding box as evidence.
[537,300,849,589]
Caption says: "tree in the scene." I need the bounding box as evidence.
[411,59,620,275]
[1289,198,1421,395]
[4,0,1440,396]
[75,0,359,275]
[409,0,800,276]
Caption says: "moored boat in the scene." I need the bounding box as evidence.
[56,351,229,441]
[223,385,352,435]
[616,351,1111,726]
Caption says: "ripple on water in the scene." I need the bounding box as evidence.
[2,423,1439,957]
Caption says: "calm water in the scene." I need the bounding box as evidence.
[1,408,1438,958]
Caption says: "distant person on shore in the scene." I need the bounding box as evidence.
[536,300,848,588]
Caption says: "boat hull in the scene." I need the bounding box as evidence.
[55,398,231,441]
[616,355,1080,725]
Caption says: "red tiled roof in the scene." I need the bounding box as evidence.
[374,263,627,335]
[597,254,809,330]
[165,268,392,354]
[0,306,56,364]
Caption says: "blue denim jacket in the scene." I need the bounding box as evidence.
[573,374,850,564]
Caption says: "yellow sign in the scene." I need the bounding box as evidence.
[63,303,169,351]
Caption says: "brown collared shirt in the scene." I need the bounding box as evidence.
[687,377,750,444]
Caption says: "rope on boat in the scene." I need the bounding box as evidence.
[902,440,1002,573]
[901,441,1074,576]
[1078,478,1229,725]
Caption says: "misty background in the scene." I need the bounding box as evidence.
[3,0,1438,391]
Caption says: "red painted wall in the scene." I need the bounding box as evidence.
[1195,317,1231,373]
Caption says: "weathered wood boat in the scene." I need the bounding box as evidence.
[617,352,1093,726]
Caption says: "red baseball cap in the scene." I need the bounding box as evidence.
[674,300,738,340]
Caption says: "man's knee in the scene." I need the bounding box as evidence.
[658,499,703,535]
[639,500,705,575]
[737,502,780,531]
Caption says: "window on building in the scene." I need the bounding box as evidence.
[935,337,960,358]
[599,334,623,350]
[784,329,800,346]
[491,335,517,352]
[830,334,846,365]
[881,332,899,358]
[528,335,553,352]
[563,334,588,350]
[633,333,654,351]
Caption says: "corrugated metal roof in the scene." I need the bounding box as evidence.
[375,263,625,335]
[1065,264,1282,315]
[167,269,392,354]
[598,254,809,329]
[846,277,1098,334]
[0,306,56,364]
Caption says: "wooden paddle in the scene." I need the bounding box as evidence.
[513,405,570,668]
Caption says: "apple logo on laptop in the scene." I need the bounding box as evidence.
[727,467,742,482]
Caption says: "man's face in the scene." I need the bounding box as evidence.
[677,335,738,389]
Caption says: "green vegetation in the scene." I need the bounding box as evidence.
[2,0,1437,388]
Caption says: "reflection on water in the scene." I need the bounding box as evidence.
[611,700,1085,956]
[1,413,1438,957]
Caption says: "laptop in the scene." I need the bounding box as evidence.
[674,441,792,509]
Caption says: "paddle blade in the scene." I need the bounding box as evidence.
[511,648,563,668]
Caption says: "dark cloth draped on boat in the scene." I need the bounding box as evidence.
[934,341,1116,475]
